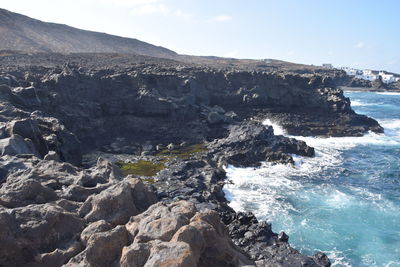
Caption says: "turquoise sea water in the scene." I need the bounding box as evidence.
[224,91,400,266]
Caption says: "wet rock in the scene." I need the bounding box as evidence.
[312,252,331,267]
[277,232,289,243]
[222,209,329,267]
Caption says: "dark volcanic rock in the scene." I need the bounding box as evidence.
[0,54,381,155]
[265,109,383,137]
[221,210,330,267]
[0,52,381,267]
[209,120,314,167]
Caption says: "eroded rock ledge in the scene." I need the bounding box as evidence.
[0,53,383,266]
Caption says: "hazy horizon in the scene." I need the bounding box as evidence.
[1,0,400,73]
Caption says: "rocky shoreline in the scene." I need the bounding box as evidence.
[339,86,400,93]
[0,53,383,266]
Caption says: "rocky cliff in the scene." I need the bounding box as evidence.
[0,52,383,267]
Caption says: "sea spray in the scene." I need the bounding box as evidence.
[224,91,400,266]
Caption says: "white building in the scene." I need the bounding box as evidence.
[358,70,378,81]
[341,66,399,84]
[341,67,360,76]
[378,71,398,84]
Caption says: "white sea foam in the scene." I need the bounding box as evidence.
[375,92,400,96]
[350,100,364,106]
[224,110,400,266]
[384,261,400,267]
[381,119,400,129]
[326,189,353,208]
[224,118,399,218]
[263,118,285,135]
[379,119,400,137]
[350,100,377,106]
[349,186,400,213]
[224,163,302,218]
[325,249,353,267]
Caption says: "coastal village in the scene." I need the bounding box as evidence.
[322,64,400,84]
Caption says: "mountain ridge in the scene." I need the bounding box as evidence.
[0,8,177,58]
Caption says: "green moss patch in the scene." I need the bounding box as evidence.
[116,144,207,178]
[156,144,208,160]
[141,178,156,184]
[116,160,166,177]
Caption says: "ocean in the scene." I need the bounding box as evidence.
[224,91,400,267]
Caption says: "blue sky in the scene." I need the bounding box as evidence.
[2,0,400,72]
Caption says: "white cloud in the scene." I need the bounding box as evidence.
[354,41,366,49]
[130,3,170,15]
[97,0,161,7]
[173,9,193,20]
[209,15,232,22]
[126,0,192,19]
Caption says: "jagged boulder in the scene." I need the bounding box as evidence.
[80,220,113,246]
[79,179,157,225]
[66,225,129,267]
[127,201,197,243]
[0,204,84,267]
[0,154,40,183]
[62,200,256,267]
[0,134,39,157]
[0,178,58,208]
[7,118,48,156]
[121,201,255,267]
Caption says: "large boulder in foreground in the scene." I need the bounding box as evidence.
[79,179,157,225]
[0,204,84,267]
[66,200,255,267]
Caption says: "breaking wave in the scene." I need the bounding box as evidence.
[224,91,400,266]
